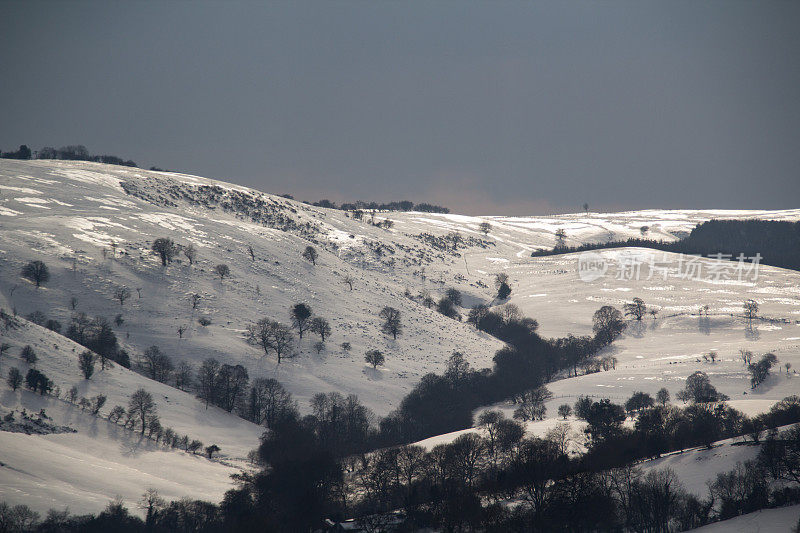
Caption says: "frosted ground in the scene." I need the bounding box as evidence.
[0,160,798,521]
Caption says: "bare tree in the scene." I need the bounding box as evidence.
[20,345,37,366]
[138,488,165,523]
[513,386,553,421]
[478,221,491,235]
[108,405,125,423]
[197,358,221,408]
[128,388,157,435]
[343,275,354,291]
[21,260,49,288]
[190,293,202,310]
[114,287,131,306]
[177,324,187,339]
[174,360,193,390]
[183,244,196,265]
[310,317,332,342]
[151,238,178,266]
[140,346,173,382]
[554,228,567,249]
[743,299,759,322]
[247,319,295,363]
[379,306,402,339]
[7,367,22,390]
[247,245,255,261]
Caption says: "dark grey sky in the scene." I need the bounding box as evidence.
[2,1,798,215]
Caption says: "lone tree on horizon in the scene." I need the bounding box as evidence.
[22,260,49,288]
[151,238,178,266]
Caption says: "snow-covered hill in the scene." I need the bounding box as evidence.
[1,159,799,520]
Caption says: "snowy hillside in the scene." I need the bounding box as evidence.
[1,159,799,521]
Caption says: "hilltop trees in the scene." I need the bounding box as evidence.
[21,260,49,288]
[478,221,491,235]
[379,306,402,339]
[151,238,178,266]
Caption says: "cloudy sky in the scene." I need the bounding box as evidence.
[2,1,798,214]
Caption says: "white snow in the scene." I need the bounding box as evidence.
[1,159,799,523]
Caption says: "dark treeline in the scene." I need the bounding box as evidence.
[305,197,450,214]
[378,305,619,445]
[7,396,800,532]
[0,143,144,169]
[532,219,800,272]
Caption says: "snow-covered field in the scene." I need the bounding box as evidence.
[1,159,798,521]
